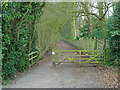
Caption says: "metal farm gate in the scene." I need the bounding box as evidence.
[52,49,110,66]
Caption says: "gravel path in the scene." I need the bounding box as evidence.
[3,41,102,88]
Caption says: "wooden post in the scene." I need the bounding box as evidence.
[104,49,110,64]
[103,38,106,50]
[79,51,81,64]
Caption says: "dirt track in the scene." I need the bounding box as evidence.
[3,41,102,88]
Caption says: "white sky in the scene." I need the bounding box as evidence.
[2,0,120,2]
[88,2,113,17]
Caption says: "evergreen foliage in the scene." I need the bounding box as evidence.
[2,2,45,80]
[106,2,120,66]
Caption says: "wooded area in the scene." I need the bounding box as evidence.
[1,2,120,83]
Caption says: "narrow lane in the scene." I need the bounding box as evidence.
[3,41,102,88]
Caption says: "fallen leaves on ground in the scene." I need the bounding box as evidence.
[97,66,119,88]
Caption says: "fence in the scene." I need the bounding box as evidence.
[29,51,39,66]
[63,38,109,51]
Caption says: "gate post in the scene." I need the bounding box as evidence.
[104,49,110,64]
[52,50,56,66]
